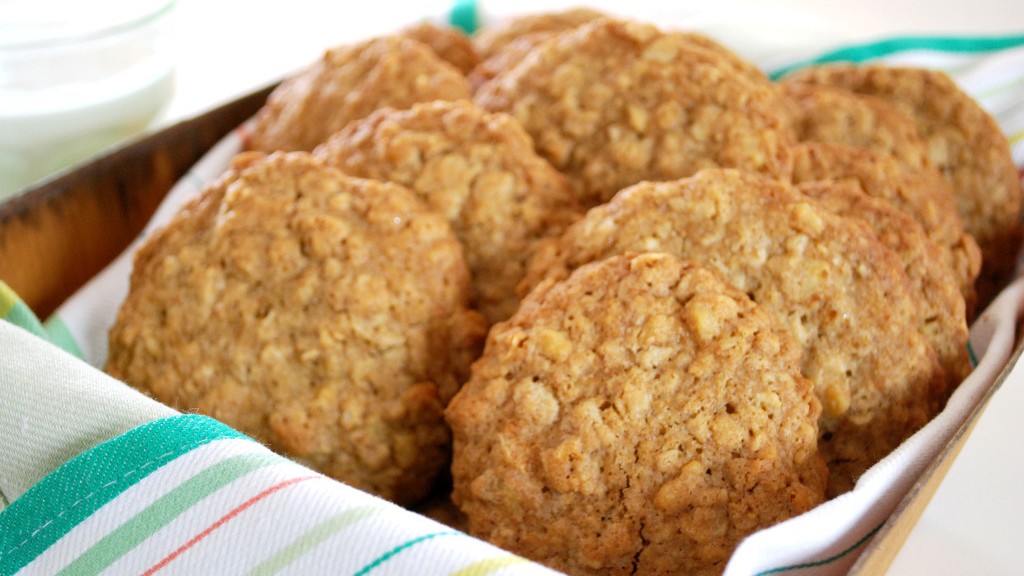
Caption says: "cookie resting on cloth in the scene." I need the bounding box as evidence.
[796,179,970,391]
[790,141,981,317]
[447,252,827,576]
[520,169,946,496]
[782,63,1023,306]
[106,152,486,506]
[781,81,933,170]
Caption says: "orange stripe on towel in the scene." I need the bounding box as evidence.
[141,475,319,576]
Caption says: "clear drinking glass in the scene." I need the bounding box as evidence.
[0,0,176,200]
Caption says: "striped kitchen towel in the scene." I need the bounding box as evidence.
[0,322,555,575]
[2,9,1024,576]
[0,418,552,575]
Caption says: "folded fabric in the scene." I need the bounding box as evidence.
[0,385,554,575]
[2,14,1024,576]
[0,317,176,514]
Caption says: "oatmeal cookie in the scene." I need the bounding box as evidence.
[401,22,480,74]
[797,179,970,390]
[521,169,945,496]
[106,152,486,506]
[791,142,982,316]
[470,7,607,61]
[248,35,470,152]
[781,81,932,169]
[314,100,581,324]
[469,15,764,93]
[474,18,792,208]
[448,252,827,576]
[782,64,1023,305]
[469,33,554,93]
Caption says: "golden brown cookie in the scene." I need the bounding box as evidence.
[474,18,793,208]
[521,169,945,496]
[782,64,1023,305]
[448,252,827,576]
[468,32,553,93]
[672,29,770,81]
[106,152,486,506]
[472,26,767,93]
[791,142,982,316]
[401,22,480,75]
[248,35,470,152]
[470,7,607,61]
[797,179,970,390]
[314,100,581,324]
[781,81,932,169]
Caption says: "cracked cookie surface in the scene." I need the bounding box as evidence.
[782,64,1023,305]
[107,152,485,506]
[401,22,480,74]
[315,100,581,324]
[470,7,607,61]
[796,179,970,391]
[474,18,792,208]
[249,35,470,152]
[790,141,981,317]
[521,169,945,496]
[781,81,932,169]
[447,252,827,576]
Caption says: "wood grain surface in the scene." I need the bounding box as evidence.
[0,85,274,318]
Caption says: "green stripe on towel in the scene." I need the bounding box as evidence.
[1,281,49,343]
[247,506,385,576]
[354,531,463,576]
[57,452,282,576]
[41,315,83,358]
[1,281,82,357]
[449,0,479,34]
[770,33,1024,79]
[0,415,248,575]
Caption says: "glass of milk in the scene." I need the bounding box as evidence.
[0,0,176,200]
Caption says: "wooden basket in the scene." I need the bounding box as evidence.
[1,83,1020,575]
[0,85,273,319]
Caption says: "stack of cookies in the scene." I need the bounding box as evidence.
[105,8,1022,576]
